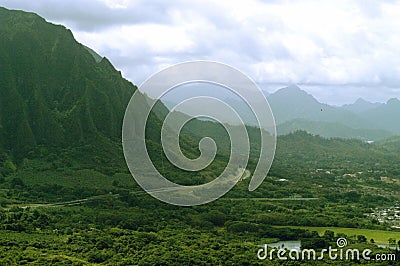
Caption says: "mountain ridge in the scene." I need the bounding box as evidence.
[0,7,136,158]
[267,85,400,140]
[341,97,383,113]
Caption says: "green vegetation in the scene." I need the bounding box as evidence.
[1,131,399,264]
[278,118,395,141]
[0,6,135,159]
[0,6,399,265]
[276,226,400,245]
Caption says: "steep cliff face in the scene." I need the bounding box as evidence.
[0,7,136,156]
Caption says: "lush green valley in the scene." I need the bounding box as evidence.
[0,7,400,265]
[1,131,400,264]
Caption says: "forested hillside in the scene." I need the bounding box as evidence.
[0,7,135,157]
[0,7,399,265]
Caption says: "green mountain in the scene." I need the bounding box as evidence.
[360,98,400,134]
[0,7,135,158]
[268,85,400,140]
[277,118,394,141]
[267,85,373,129]
[341,98,382,113]
[1,7,400,266]
[0,6,397,183]
[0,7,234,187]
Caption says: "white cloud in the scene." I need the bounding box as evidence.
[1,0,399,104]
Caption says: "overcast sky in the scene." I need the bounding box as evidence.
[1,0,400,105]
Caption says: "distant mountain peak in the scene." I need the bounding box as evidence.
[285,84,302,90]
[341,97,382,113]
[268,85,321,109]
[279,84,308,95]
[271,84,311,97]
[354,97,369,104]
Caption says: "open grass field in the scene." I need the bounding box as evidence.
[276,226,400,245]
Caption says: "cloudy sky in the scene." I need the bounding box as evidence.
[1,0,400,105]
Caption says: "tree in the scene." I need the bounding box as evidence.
[206,210,226,226]
[2,159,17,176]
[112,180,119,187]
[323,230,335,241]
[10,177,25,189]
[357,235,367,243]
[388,238,396,248]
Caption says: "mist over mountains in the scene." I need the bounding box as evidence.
[1,4,398,164]
[341,97,383,113]
[269,85,400,140]
[163,83,399,141]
